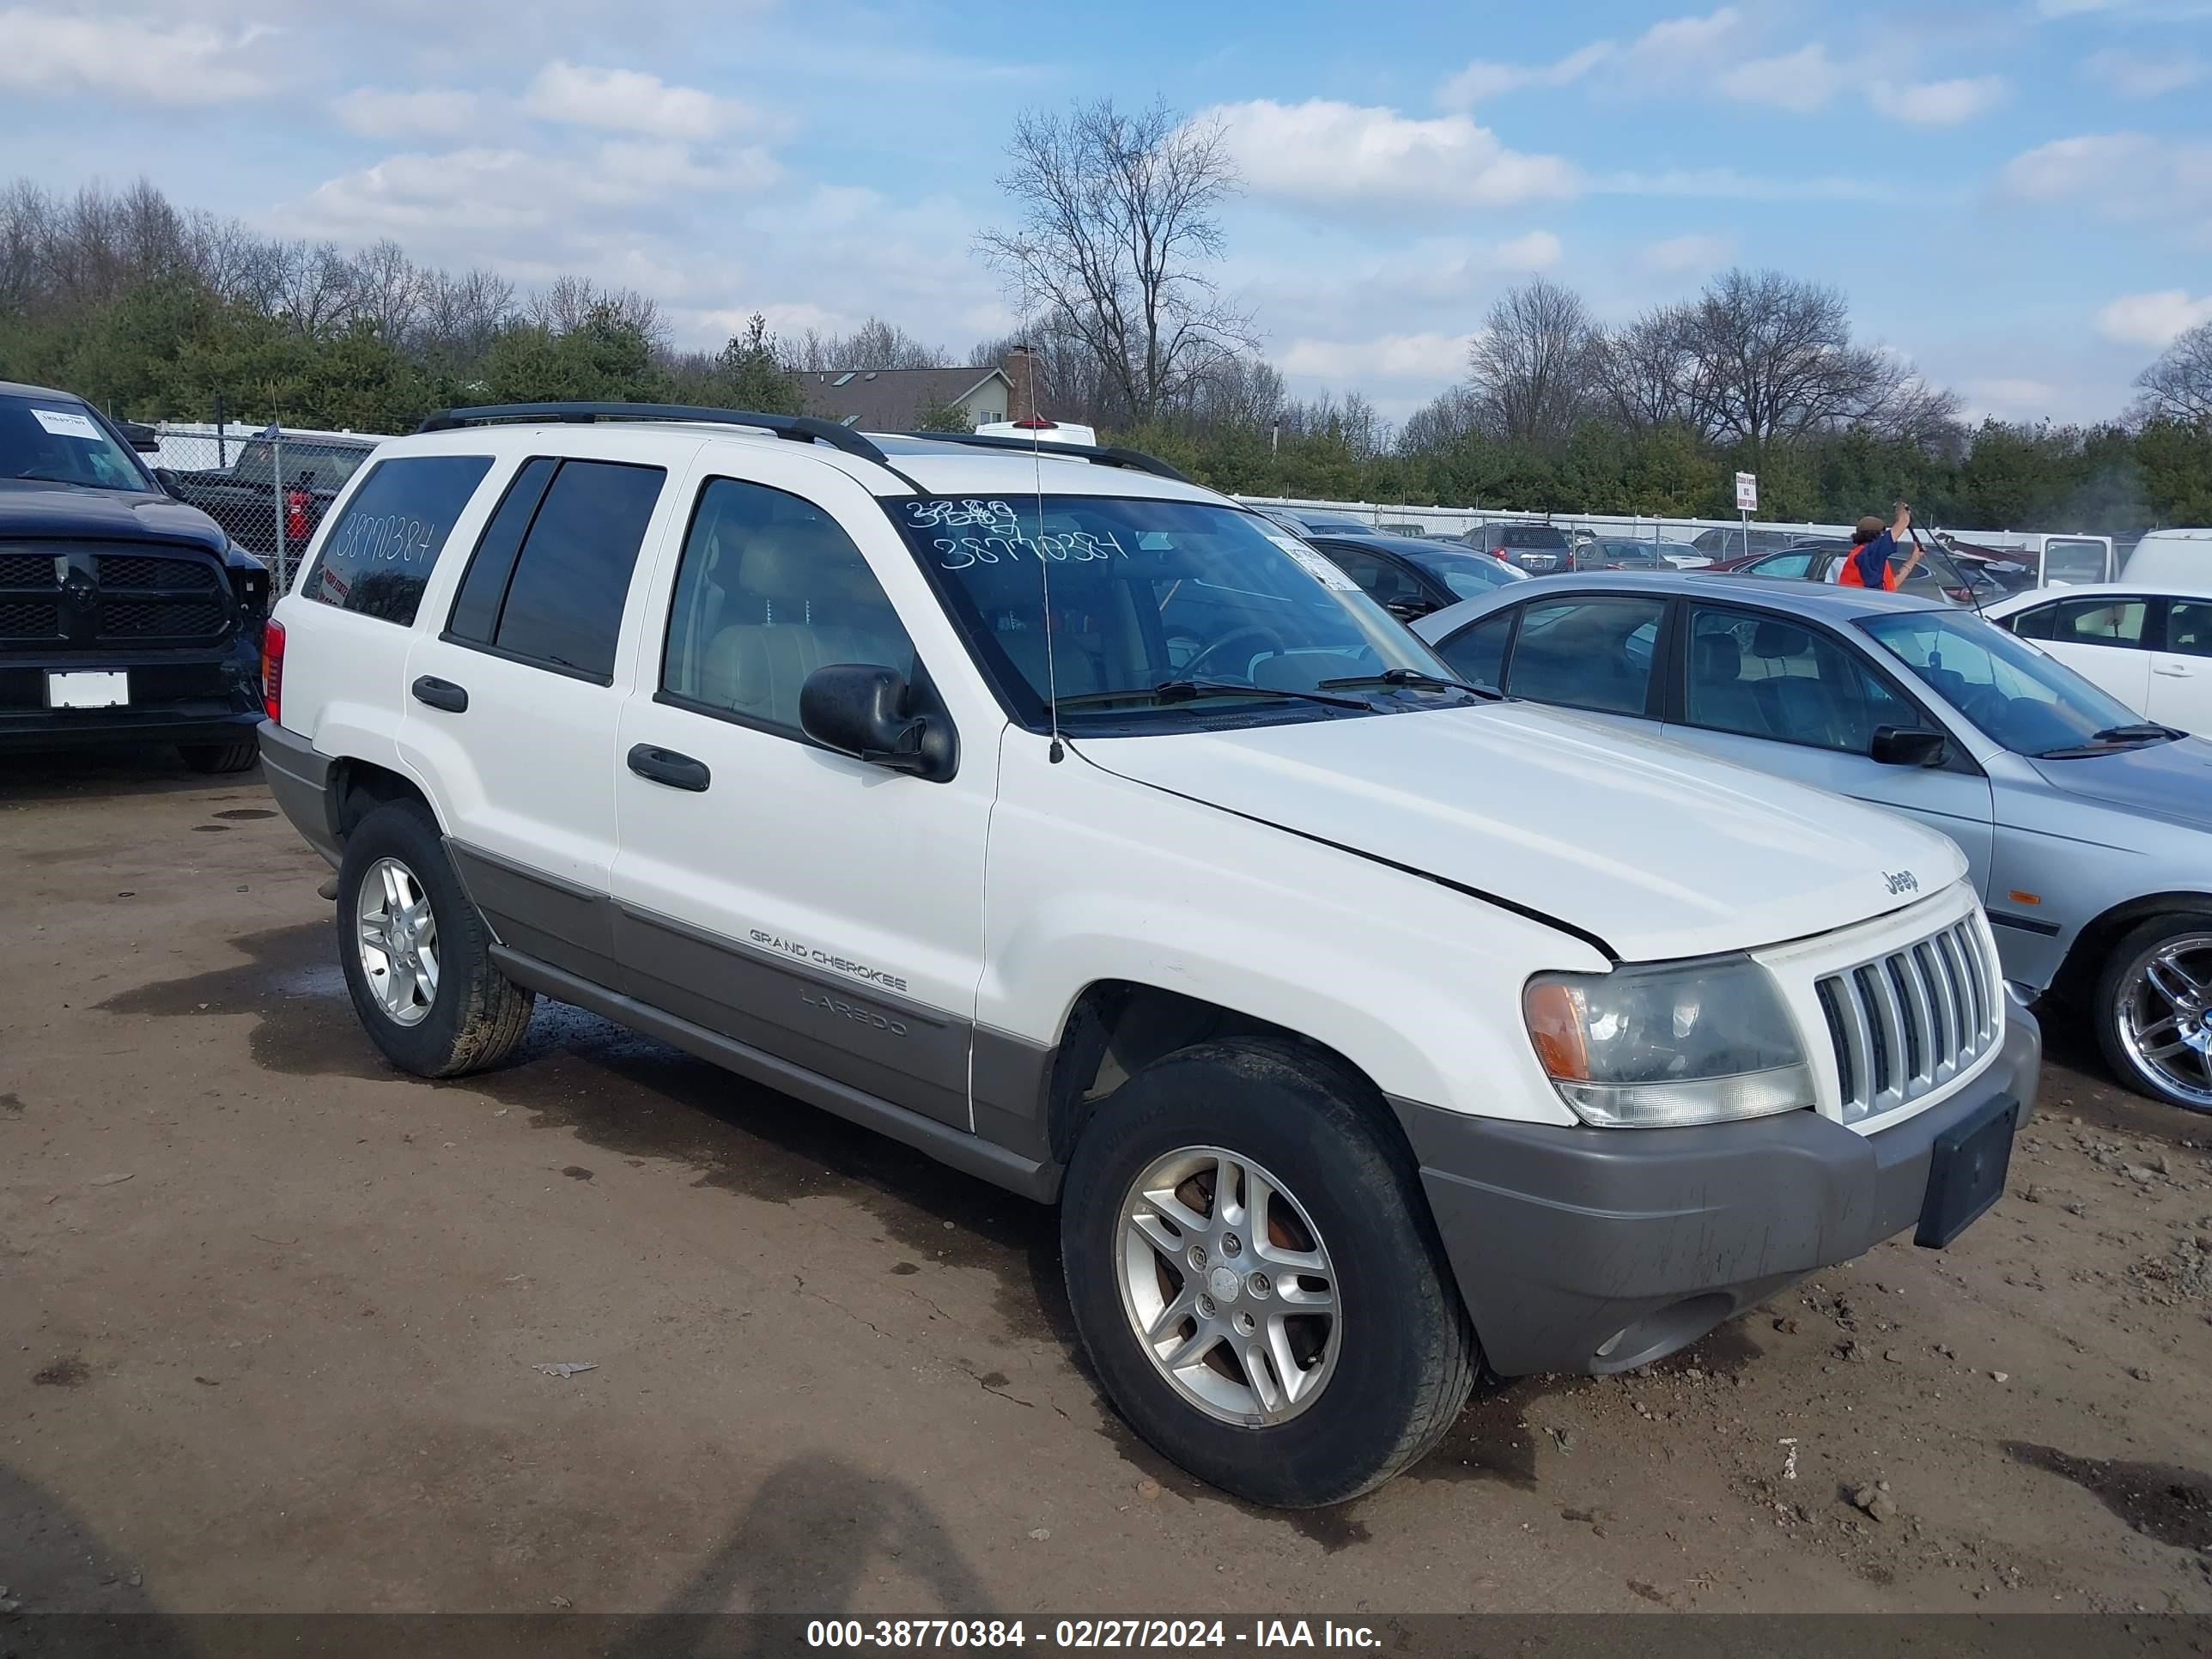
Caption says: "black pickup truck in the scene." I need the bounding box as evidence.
[0,381,270,771]
[165,432,376,559]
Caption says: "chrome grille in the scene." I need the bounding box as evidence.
[1818,915,1999,1122]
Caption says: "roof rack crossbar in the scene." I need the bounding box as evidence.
[886,429,1193,485]
[415,402,890,465]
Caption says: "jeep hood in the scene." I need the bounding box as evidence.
[1081,702,1966,963]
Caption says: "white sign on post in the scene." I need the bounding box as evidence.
[1735,471,1759,513]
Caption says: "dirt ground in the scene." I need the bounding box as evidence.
[3,749,2211,1623]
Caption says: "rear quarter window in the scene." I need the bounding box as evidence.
[304,454,493,625]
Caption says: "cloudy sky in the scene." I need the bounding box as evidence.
[4,0,2208,426]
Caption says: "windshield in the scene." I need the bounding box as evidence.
[892,495,1463,730]
[0,393,152,492]
[1405,546,1525,599]
[230,440,374,490]
[1859,608,2165,757]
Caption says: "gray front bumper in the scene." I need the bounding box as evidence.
[257,718,341,867]
[1402,994,2041,1376]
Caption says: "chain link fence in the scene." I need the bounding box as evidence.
[139,422,392,591]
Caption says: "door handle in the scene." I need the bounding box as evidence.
[627,744,711,792]
[410,675,468,713]
[2153,663,2192,677]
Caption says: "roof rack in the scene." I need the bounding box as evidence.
[887,429,1193,485]
[415,402,890,465]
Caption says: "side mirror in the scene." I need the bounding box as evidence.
[153,466,182,495]
[1870,726,1947,768]
[1383,596,1437,623]
[799,664,957,781]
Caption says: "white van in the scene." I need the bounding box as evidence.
[2124,527,2212,586]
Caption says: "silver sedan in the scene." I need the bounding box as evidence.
[1413,572,2212,1113]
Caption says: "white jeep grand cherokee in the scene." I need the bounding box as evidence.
[258,403,2040,1508]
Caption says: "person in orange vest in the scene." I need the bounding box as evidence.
[1839,501,1924,591]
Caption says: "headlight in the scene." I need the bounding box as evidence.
[1523,955,1814,1127]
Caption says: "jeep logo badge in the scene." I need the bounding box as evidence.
[1883,870,1919,896]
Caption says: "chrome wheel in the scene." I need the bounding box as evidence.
[1116,1146,1340,1427]
[2117,931,2212,1109]
[356,856,439,1028]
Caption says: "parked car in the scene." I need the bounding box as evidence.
[1464,520,1572,573]
[1933,537,2038,593]
[1584,538,1710,572]
[1984,583,2212,738]
[1415,571,2211,1112]
[261,402,2036,1507]
[2124,528,2212,587]
[1714,541,1996,607]
[165,432,378,559]
[1304,530,1529,621]
[1692,526,1805,561]
[1255,507,1373,538]
[0,380,270,769]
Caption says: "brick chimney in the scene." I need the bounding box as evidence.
[1003,343,1037,422]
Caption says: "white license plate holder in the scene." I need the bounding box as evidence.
[46,671,130,709]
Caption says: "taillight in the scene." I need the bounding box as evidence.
[284,489,311,544]
[1491,546,1509,559]
[261,617,285,723]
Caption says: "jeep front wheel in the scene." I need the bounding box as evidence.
[1060,1038,1476,1508]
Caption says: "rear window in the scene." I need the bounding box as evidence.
[233,440,375,490]
[304,454,494,625]
[1500,525,1568,548]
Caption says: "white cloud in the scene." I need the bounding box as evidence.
[1963,377,2063,417]
[1640,233,1735,275]
[1601,167,1917,204]
[523,60,753,141]
[1898,76,2007,127]
[1496,230,1564,270]
[0,9,271,103]
[2084,47,2205,96]
[1716,43,1854,112]
[334,87,483,139]
[1437,41,1613,107]
[1277,332,1478,382]
[1204,100,1580,213]
[2001,132,2212,235]
[2096,289,2212,347]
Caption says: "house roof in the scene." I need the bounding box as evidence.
[799,366,1009,428]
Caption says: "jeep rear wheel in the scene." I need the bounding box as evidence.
[336,799,534,1078]
[1060,1038,1475,1508]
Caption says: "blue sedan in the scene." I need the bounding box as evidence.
[1413,571,2212,1113]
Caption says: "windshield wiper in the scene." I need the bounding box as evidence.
[1054,678,1374,712]
[1318,666,1500,700]
[9,468,97,487]
[2035,722,2184,758]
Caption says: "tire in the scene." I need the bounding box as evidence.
[2095,913,2212,1114]
[1060,1037,1476,1508]
[335,799,535,1078]
[179,739,258,774]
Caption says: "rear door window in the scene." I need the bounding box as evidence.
[304,453,493,625]
[1504,597,1666,715]
[447,458,665,680]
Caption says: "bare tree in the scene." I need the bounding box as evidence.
[977,98,1257,425]
[527,274,665,344]
[1397,385,1485,454]
[792,317,950,372]
[264,240,359,337]
[347,239,428,342]
[2136,322,2212,424]
[417,266,516,373]
[1466,276,1600,450]
[1677,268,1948,455]
[1592,304,1697,430]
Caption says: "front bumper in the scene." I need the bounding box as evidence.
[1403,992,2041,1376]
[0,639,263,754]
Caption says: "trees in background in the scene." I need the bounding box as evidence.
[0,173,2202,533]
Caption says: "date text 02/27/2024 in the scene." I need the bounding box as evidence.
[805,1619,1381,1650]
